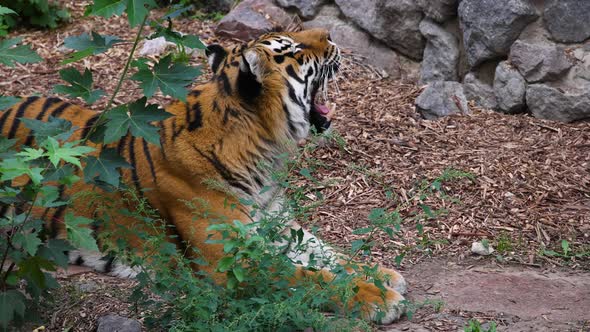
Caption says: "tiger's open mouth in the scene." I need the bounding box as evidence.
[310,61,339,118]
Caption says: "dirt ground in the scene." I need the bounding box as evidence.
[1,1,589,331]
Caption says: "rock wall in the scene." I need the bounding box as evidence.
[217,0,590,123]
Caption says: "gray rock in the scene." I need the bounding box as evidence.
[275,0,326,19]
[527,84,590,122]
[494,61,527,114]
[97,314,141,332]
[335,0,425,60]
[510,40,574,83]
[415,81,469,119]
[215,0,292,41]
[75,280,99,293]
[463,72,498,109]
[544,0,590,43]
[419,18,460,84]
[458,0,538,68]
[417,0,458,23]
[303,5,401,78]
[471,241,495,256]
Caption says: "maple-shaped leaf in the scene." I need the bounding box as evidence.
[63,31,122,55]
[64,212,99,251]
[37,239,74,268]
[0,290,26,329]
[0,96,20,109]
[0,158,43,184]
[84,148,131,188]
[85,0,126,18]
[53,67,105,104]
[103,97,172,146]
[126,0,157,27]
[148,25,205,50]
[131,54,201,101]
[21,116,75,142]
[0,37,42,67]
[12,232,42,256]
[42,137,95,168]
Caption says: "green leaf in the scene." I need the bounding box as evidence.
[42,137,95,168]
[352,227,372,235]
[0,137,16,152]
[0,158,43,184]
[61,48,95,65]
[16,147,44,161]
[0,96,20,109]
[13,232,42,256]
[21,116,75,141]
[351,239,365,253]
[63,31,122,55]
[131,55,201,101]
[104,98,172,145]
[126,0,156,27]
[561,240,570,256]
[0,290,26,329]
[84,148,131,188]
[0,37,42,67]
[37,239,75,268]
[64,212,99,251]
[53,67,105,104]
[0,6,17,15]
[87,0,126,18]
[217,256,235,272]
[232,266,245,282]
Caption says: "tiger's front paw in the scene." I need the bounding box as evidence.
[354,280,406,325]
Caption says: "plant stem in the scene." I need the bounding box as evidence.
[81,13,149,144]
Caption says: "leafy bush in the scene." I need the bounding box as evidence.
[0,0,69,32]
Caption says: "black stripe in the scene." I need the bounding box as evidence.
[23,98,63,146]
[142,138,157,184]
[287,82,304,108]
[116,133,128,156]
[46,102,71,121]
[196,148,252,195]
[273,55,285,64]
[223,106,238,125]
[282,103,297,137]
[286,65,304,84]
[75,256,85,265]
[187,102,203,131]
[0,108,12,133]
[189,90,202,97]
[172,122,184,140]
[218,71,232,95]
[159,121,167,159]
[80,114,99,140]
[101,255,116,273]
[128,136,143,197]
[50,205,67,238]
[7,96,39,138]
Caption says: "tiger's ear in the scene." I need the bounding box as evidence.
[240,49,263,83]
[205,44,227,73]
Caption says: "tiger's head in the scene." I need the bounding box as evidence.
[204,29,340,140]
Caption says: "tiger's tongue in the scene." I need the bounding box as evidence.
[314,103,331,116]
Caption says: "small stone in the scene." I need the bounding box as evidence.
[415,81,469,120]
[493,61,527,114]
[471,241,495,256]
[75,280,98,293]
[97,314,141,332]
[215,0,292,41]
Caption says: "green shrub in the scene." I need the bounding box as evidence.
[0,0,69,32]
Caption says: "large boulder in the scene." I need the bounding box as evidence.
[334,0,425,60]
[415,81,469,119]
[527,84,590,122]
[458,0,538,68]
[463,72,498,110]
[419,18,460,84]
[544,0,590,43]
[97,315,141,332]
[417,0,458,23]
[509,40,574,83]
[493,61,527,114]
[215,0,292,41]
[276,0,327,19]
[303,5,401,78]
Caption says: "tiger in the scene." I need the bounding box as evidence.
[0,28,407,324]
